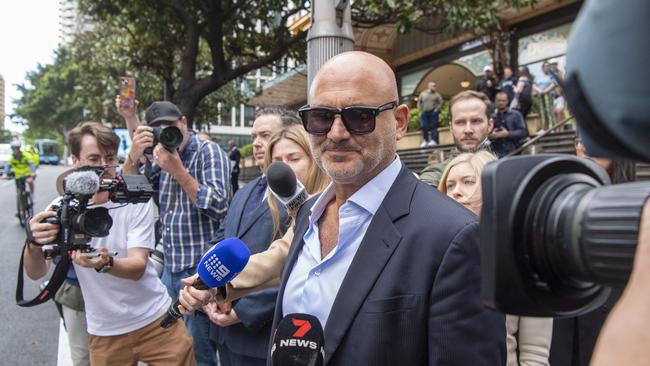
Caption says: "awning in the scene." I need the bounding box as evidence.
[247,65,308,108]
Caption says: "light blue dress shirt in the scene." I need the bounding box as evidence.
[282,156,403,328]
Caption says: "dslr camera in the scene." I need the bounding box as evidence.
[480,0,650,317]
[143,125,183,155]
[41,166,154,257]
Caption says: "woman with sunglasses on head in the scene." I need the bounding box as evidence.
[181,125,330,308]
[438,150,553,366]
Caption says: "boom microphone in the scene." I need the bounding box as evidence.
[271,313,325,366]
[160,237,250,328]
[267,162,309,212]
[63,171,100,196]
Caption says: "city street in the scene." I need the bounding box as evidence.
[0,164,68,365]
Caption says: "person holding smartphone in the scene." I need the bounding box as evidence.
[489,91,529,158]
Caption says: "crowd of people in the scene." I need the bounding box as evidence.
[18,50,646,366]
[417,59,568,153]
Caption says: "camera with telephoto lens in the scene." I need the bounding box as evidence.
[41,166,154,258]
[480,0,650,317]
[143,125,183,155]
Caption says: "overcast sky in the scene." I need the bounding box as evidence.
[1,1,60,132]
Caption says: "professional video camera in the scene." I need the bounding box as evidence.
[41,166,154,258]
[17,166,154,307]
[480,0,650,317]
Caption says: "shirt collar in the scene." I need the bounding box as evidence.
[309,155,403,223]
[180,131,198,160]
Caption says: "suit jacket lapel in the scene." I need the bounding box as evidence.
[323,166,416,363]
[234,176,266,236]
[238,204,269,237]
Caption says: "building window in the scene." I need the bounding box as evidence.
[455,49,492,76]
[518,22,572,83]
[400,69,429,97]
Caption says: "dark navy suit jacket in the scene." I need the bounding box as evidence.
[211,175,289,359]
[271,165,506,365]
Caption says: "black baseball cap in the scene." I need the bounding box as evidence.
[145,101,183,125]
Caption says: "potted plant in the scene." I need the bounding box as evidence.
[437,101,453,145]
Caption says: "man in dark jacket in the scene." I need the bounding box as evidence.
[489,91,529,158]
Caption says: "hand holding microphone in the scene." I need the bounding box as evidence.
[201,162,311,305]
[160,237,250,328]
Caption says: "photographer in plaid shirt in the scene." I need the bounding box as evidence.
[118,99,230,366]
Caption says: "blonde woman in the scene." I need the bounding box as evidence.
[438,151,553,366]
[264,124,330,239]
[209,125,329,302]
[179,126,330,313]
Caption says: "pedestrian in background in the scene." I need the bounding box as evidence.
[417,81,443,147]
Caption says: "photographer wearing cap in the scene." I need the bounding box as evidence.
[119,100,231,366]
[24,122,195,365]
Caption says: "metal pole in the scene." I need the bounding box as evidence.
[307,0,355,91]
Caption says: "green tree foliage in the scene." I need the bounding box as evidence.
[14,48,84,140]
[77,0,310,126]
[0,129,13,143]
[353,0,538,70]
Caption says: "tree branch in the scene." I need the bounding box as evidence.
[224,30,308,82]
[167,0,200,85]
[202,0,229,80]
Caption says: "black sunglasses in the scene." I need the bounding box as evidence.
[298,101,398,135]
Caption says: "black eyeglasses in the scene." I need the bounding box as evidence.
[298,101,398,135]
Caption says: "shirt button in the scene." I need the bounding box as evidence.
[314,270,321,277]
[168,210,173,214]
[166,227,171,231]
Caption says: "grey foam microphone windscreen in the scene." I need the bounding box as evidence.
[64,171,100,195]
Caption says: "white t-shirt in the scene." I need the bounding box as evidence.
[71,200,171,336]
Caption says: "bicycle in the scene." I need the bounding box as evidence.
[9,174,34,227]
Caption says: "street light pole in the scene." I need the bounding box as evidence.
[307,0,354,91]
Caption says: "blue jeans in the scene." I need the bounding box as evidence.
[420,110,439,143]
[162,266,217,366]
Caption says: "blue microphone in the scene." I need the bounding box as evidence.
[160,237,250,328]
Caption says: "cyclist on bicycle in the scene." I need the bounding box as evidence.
[4,141,37,195]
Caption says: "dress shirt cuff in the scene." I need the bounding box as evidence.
[196,184,213,210]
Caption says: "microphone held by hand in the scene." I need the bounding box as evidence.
[159,237,250,328]
[271,313,325,366]
[267,162,309,213]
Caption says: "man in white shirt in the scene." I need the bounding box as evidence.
[24,122,195,366]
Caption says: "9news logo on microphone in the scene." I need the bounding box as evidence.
[271,313,325,366]
[203,252,231,282]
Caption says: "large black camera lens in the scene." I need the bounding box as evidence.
[481,155,650,317]
[143,125,183,154]
[157,126,183,150]
[71,207,113,237]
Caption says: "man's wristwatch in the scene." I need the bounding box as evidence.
[95,256,114,273]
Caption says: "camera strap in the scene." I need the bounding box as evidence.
[16,242,71,307]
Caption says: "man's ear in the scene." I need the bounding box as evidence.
[394,104,410,140]
[71,154,80,167]
[179,116,188,128]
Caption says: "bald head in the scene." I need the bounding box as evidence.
[309,51,398,106]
